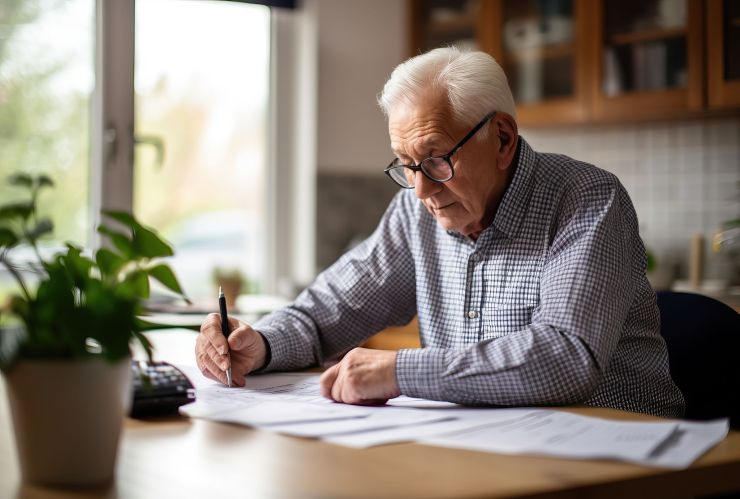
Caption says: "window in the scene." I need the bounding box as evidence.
[0,0,94,298]
[134,0,271,302]
[0,0,94,247]
[1,0,274,305]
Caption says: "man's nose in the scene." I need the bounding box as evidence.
[414,171,441,200]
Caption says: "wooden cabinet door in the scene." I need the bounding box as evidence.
[491,0,590,126]
[589,0,704,121]
[408,0,493,56]
[706,0,740,108]
[408,0,590,127]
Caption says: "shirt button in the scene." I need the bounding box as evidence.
[470,253,479,262]
[467,310,479,319]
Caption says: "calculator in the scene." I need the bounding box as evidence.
[130,360,196,418]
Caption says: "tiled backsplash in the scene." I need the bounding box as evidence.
[523,116,740,282]
[317,116,739,284]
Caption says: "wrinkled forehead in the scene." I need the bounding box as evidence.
[387,88,450,127]
[388,92,458,156]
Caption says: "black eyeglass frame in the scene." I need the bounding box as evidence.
[383,111,497,189]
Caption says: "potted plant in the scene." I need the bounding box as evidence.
[0,173,189,486]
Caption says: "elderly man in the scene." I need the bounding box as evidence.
[196,47,685,418]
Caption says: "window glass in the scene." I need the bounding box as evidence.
[0,0,94,298]
[0,0,93,245]
[134,0,270,304]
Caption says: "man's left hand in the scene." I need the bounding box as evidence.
[319,348,400,405]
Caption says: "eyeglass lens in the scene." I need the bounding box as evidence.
[389,157,452,188]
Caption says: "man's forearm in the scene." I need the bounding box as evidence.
[253,306,324,372]
[395,325,601,406]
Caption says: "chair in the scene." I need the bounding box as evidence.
[656,291,740,428]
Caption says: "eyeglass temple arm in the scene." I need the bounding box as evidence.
[447,111,497,158]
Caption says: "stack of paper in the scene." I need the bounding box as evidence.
[177,368,729,469]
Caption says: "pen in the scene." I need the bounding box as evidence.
[218,286,233,387]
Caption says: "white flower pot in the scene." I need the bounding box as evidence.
[5,356,131,486]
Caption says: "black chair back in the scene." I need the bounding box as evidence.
[656,291,740,428]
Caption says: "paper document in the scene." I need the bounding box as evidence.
[421,410,678,462]
[645,419,729,468]
[266,407,452,438]
[179,372,372,424]
[177,367,729,468]
[199,400,367,426]
[326,412,532,449]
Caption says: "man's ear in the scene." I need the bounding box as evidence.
[493,113,518,170]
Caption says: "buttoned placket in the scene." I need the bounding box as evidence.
[462,231,495,342]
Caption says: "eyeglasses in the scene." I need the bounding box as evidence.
[384,112,496,189]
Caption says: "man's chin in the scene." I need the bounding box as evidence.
[434,216,464,234]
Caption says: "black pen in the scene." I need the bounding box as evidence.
[218,286,233,387]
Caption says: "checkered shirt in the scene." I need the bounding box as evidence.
[255,137,685,418]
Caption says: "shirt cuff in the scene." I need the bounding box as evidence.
[250,331,272,374]
[396,347,447,401]
[252,326,292,372]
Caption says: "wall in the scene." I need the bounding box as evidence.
[314,0,407,269]
[316,0,406,174]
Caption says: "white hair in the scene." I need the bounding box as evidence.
[378,47,517,134]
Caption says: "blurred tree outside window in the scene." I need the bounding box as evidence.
[0,0,94,299]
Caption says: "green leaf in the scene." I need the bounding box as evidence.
[646,251,657,273]
[34,175,54,189]
[0,227,18,247]
[26,219,53,241]
[133,225,174,258]
[102,210,173,258]
[7,173,32,188]
[98,225,134,258]
[123,269,150,299]
[61,244,94,285]
[132,329,154,361]
[7,295,30,321]
[102,210,138,229]
[0,202,33,221]
[95,248,125,279]
[147,263,189,301]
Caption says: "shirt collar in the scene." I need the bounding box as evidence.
[490,136,537,239]
[443,136,537,242]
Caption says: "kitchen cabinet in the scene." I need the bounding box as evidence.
[590,0,704,121]
[494,0,590,125]
[409,0,590,126]
[408,0,739,126]
[707,0,740,108]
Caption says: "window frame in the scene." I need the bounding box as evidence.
[92,0,317,297]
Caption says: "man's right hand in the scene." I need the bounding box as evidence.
[196,313,268,387]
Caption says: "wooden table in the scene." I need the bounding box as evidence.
[2,330,740,499]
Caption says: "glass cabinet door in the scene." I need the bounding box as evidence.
[707,0,740,108]
[408,0,589,126]
[721,0,740,83]
[592,0,703,120]
[501,0,576,105]
[602,0,688,96]
[410,0,482,53]
[495,0,588,125]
